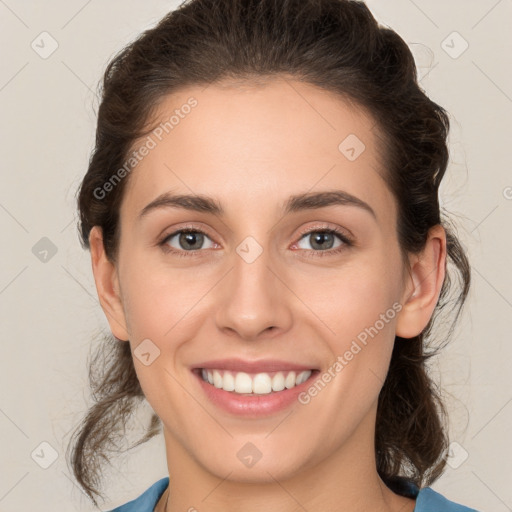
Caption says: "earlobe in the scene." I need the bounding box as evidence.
[395,225,447,339]
[89,226,130,341]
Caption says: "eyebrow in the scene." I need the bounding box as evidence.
[137,189,377,221]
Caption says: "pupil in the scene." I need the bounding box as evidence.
[311,232,333,250]
[177,231,334,251]
[180,232,203,250]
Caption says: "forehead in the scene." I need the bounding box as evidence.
[121,77,394,226]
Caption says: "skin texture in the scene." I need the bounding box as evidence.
[89,77,446,512]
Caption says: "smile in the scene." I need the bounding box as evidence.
[199,368,314,395]
[191,366,320,417]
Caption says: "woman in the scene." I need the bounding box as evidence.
[68,0,479,510]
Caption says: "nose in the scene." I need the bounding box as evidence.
[214,244,293,341]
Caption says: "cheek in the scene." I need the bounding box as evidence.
[300,254,401,338]
[342,273,399,340]
[298,263,402,431]
[119,254,207,340]
[118,260,199,420]
[298,253,402,387]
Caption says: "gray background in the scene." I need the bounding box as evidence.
[0,0,510,510]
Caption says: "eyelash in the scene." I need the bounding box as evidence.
[158,225,354,259]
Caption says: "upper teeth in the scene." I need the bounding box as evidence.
[201,369,312,394]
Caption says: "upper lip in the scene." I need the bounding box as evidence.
[192,358,319,373]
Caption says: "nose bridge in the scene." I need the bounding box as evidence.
[214,234,292,340]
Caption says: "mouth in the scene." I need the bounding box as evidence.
[191,366,320,417]
[189,358,321,416]
[192,367,320,395]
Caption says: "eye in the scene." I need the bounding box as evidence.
[159,228,216,256]
[158,225,354,258]
[294,226,353,258]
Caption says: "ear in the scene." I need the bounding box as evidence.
[395,224,447,339]
[89,226,130,341]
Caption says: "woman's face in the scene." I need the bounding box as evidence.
[93,77,430,485]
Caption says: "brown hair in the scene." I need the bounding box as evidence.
[67,0,471,507]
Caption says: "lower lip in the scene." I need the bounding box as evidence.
[192,369,319,418]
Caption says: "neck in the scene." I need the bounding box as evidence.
[158,404,416,512]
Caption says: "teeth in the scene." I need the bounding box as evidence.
[272,372,286,392]
[200,369,313,394]
[285,372,296,389]
[235,372,253,393]
[213,370,223,389]
[253,373,272,394]
[222,371,235,391]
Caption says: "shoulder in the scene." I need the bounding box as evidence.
[415,487,481,512]
[105,477,169,512]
